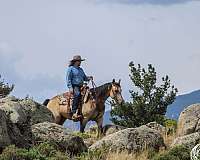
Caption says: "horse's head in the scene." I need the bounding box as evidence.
[109,79,124,105]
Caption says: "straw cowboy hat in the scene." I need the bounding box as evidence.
[70,55,85,62]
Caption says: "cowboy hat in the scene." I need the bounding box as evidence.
[70,55,85,62]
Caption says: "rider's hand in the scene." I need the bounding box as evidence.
[88,76,93,81]
[69,88,74,95]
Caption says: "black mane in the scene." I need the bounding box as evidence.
[90,82,112,98]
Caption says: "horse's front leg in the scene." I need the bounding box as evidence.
[80,118,88,133]
[96,117,103,138]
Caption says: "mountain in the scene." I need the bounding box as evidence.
[103,89,200,123]
[166,89,200,119]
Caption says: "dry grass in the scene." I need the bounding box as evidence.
[162,130,177,147]
[106,150,149,160]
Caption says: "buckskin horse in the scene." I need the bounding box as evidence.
[43,79,124,137]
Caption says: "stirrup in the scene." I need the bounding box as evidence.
[72,113,82,121]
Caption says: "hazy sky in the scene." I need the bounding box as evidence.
[0,0,200,104]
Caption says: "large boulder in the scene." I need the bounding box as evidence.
[0,100,27,124]
[0,96,54,149]
[0,110,11,150]
[171,132,200,150]
[0,96,54,125]
[177,103,200,137]
[19,98,54,125]
[0,97,33,149]
[32,122,87,155]
[89,125,165,153]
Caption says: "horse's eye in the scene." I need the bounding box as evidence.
[115,90,119,93]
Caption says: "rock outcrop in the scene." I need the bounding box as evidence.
[0,110,11,149]
[145,122,166,134]
[32,122,87,155]
[0,97,33,149]
[0,96,54,125]
[171,132,200,150]
[177,103,200,137]
[89,125,165,153]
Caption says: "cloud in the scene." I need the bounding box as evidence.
[92,0,197,5]
[0,42,64,102]
[0,0,200,105]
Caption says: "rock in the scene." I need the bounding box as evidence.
[32,122,87,155]
[171,132,200,150]
[19,98,54,125]
[102,124,126,136]
[177,103,200,137]
[0,110,11,149]
[0,96,54,125]
[0,101,27,124]
[145,122,166,134]
[0,96,54,149]
[0,107,33,149]
[89,125,165,153]
[0,96,19,103]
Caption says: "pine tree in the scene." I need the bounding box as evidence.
[0,75,14,98]
[110,62,178,127]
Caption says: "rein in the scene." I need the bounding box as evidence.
[90,80,111,106]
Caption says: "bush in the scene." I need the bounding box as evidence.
[0,142,69,160]
[72,132,92,139]
[0,75,14,98]
[111,62,178,128]
[152,145,190,160]
[163,118,177,135]
[76,142,109,160]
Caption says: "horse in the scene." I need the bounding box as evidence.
[43,79,124,137]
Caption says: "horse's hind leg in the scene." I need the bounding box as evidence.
[58,116,66,125]
[54,116,61,124]
[80,119,88,133]
[96,117,103,138]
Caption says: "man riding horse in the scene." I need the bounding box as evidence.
[44,55,124,136]
[66,55,93,120]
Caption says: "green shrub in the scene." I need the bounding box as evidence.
[76,142,109,160]
[73,132,92,139]
[0,142,69,160]
[164,118,177,135]
[152,145,190,160]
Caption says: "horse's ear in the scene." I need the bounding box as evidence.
[112,79,115,83]
[118,79,121,84]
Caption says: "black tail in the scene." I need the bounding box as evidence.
[43,99,50,106]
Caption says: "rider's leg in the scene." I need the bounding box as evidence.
[71,86,81,114]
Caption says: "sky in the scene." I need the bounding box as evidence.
[0,0,200,107]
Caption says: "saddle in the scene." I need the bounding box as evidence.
[58,84,94,116]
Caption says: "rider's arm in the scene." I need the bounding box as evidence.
[66,67,73,90]
[80,68,90,81]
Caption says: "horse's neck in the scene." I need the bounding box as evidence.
[96,84,111,103]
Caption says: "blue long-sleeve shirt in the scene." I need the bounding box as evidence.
[66,66,89,89]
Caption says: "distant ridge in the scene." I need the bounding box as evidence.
[166,89,200,119]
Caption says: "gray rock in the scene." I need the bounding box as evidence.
[102,124,126,136]
[0,101,27,124]
[0,110,11,149]
[19,98,54,125]
[171,132,200,150]
[32,122,87,155]
[145,122,166,134]
[177,103,200,137]
[0,105,33,149]
[89,125,165,153]
[0,96,54,149]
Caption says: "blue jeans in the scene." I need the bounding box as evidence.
[71,86,81,114]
